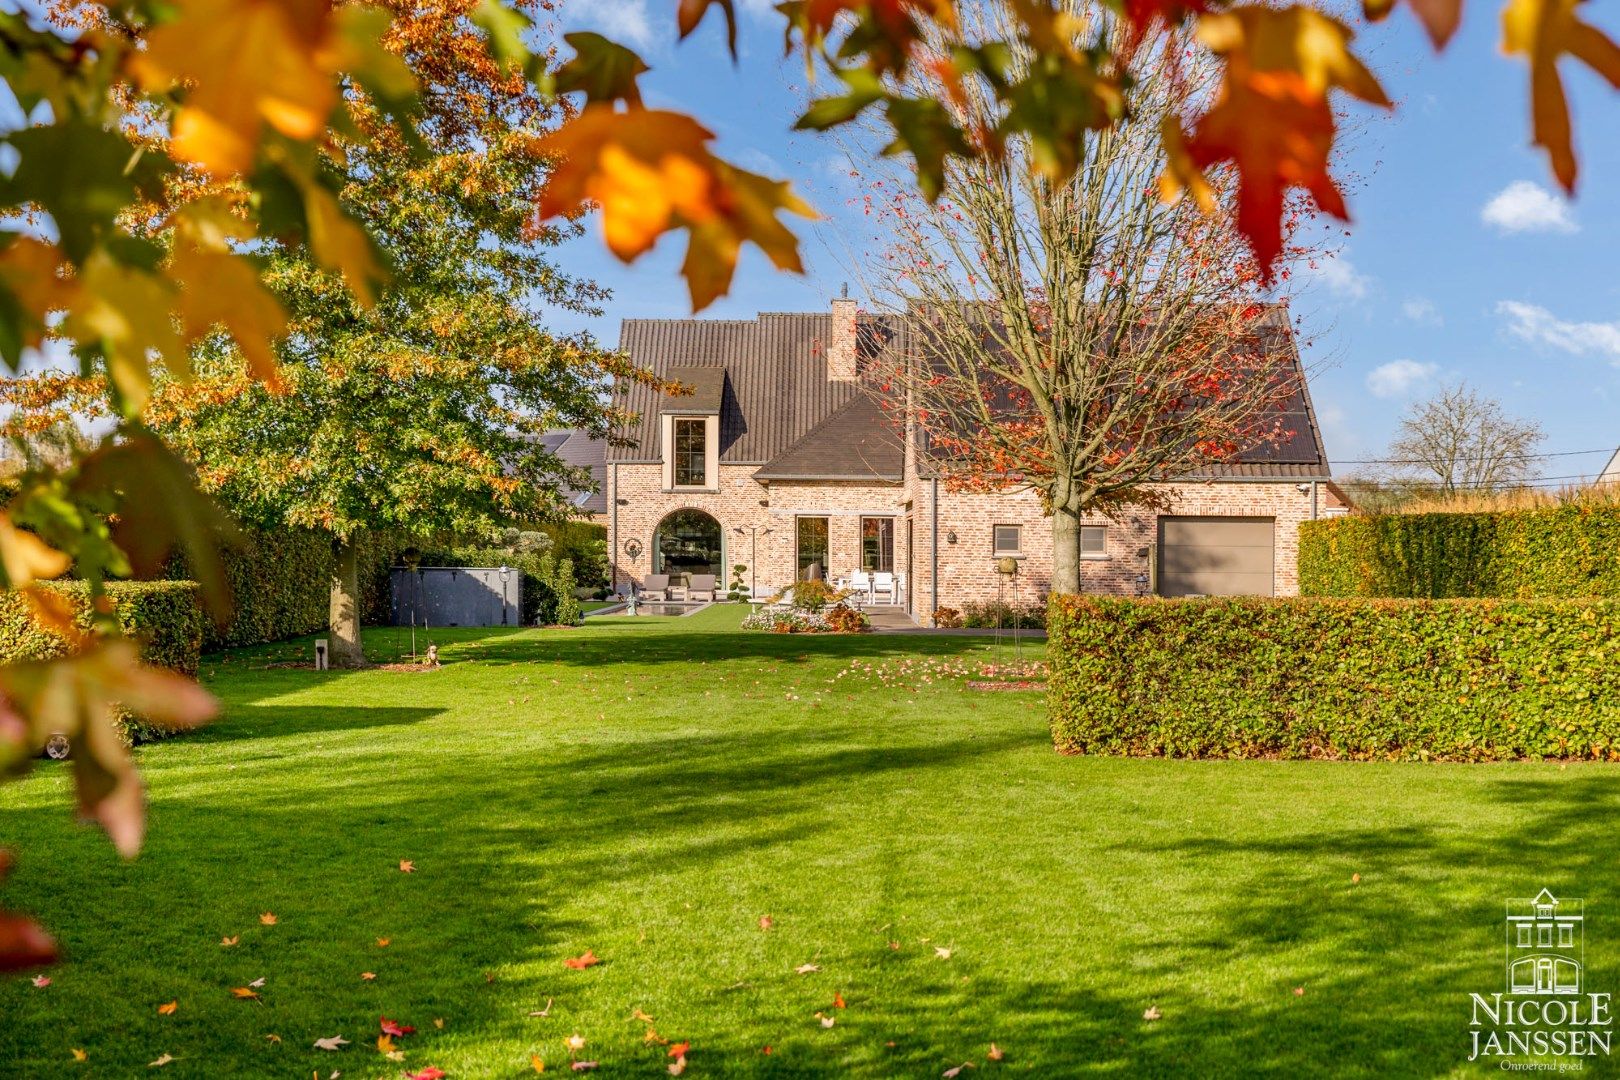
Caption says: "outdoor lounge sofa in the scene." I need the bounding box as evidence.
[641,574,670,601]
[687,574,717,602]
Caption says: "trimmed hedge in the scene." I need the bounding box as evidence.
[0,581,204,744]
[1299,504,1620,599]
[170,529,400,650]
[1047,595,1620,762]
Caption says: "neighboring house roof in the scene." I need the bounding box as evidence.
[660,365,727,414]
[753,394,904,482]
[1601,447,1620,486]
[611,313,881,467]
[538,428,608,514]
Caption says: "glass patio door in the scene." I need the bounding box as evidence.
[797,516,829,580]
[860,517,894,573]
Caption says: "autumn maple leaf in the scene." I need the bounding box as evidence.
[381,1017,417,1037]
[399,860,416,873]
[1502,0,1620,192]
[563,950,601,970]
[158,1000,178,1015]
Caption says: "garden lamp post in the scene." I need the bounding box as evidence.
[734,524,771,598]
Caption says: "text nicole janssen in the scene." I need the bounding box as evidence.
[1470,994,1614,1061]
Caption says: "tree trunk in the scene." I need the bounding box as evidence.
[329,535,365,668]
[1051,500,1083,596]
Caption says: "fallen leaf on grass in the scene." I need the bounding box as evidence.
[377,938,391,948]
[249,977,265,988]
[264,1035,281,1044]
[433,1019,445,1030]
[531,1055,545,1072]
[315,1035,350,1051]
[630,1007,653,1024]
[31,975,49,988]
[758,915,773,931]
[888,941,900,951]
[833,992,846,1009]
[762,1045,772,1055]
[158,1000,178,1015]
[399,860,415,873]
[644,1029,668,1046]
[220,936,239,947]
[814,1012,835,1028]
[230,987,261,1000]
[361,972,377,981]
[1351,873,1361,884]
[564,951,601,970]
[1293,986,1305,996]
[382,1017,416,1037]
[1142,1006,1162,1022]
[934,947,953,960]
[259,912,277,925]
[149,1053,174,1067]
[795,963,820,975]
[668,1042,689,1058]
[566,1034,587,1052]
[71,1048,86,1061]
[669,1056,687,1076]
[943,1065,974,1078]
[403,1069,445,1080]
[988,1043,1004,1061]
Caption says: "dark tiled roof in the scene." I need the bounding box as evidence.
[541,428,608,514]
[753,394,903,481]
[661,365,726,413]
[611,314,877,464]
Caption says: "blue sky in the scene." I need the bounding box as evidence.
[549,2,1620,482]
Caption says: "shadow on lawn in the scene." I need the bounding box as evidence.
[182,702,446,744]
[464,628,1018,669]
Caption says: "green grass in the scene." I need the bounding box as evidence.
[1,604,1616,1077]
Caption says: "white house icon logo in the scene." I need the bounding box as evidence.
[1506,888,1583,996]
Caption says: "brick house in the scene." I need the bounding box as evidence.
[602,299,1345,621]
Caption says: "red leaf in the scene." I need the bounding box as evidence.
[381,1017,417,1037]
[563,950,601,970]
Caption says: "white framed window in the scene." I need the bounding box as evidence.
[1518,925,1532,947]
[992,524,1022,556]
[1560,924,1574,948]
[1540,925,1553,947]
[1081,525,1107,559]
[673,417,707,487]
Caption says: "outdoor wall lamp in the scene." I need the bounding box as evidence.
[946,530,958,544]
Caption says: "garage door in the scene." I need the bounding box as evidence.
[1158,516,1275,597]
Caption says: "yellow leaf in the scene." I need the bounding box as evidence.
[169,246,287,391]
[535,106,814,312]
[71,1048,87,1062]
[0,514,70,588]
[131,0,337,174]
[0,238,76,357]
[377,1034,396,1054]
[231,986,261,1000]
[289,169,385,306]
[65,253,181,415]
[1362,0,1462,47]
[532,1054,545,1072]
[1502,0,1620,192]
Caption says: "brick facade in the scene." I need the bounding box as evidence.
[608,457,1325,618]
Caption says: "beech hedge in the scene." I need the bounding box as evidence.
[1299,505,1620,599]
[169,529,399,650]
[0,581,203,744]
[1047,595,1620,762]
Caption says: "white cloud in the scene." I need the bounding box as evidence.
[1497,300,1620,363]
[1366,359,1439,398]
[1401,297,1442,326]
[1301,252,1372,301]
[1481,181,1578,234]
[572,0,655,49]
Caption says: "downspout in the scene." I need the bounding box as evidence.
[930,477,939,620]
[1310,479,1319,520]
[610,461,619,595]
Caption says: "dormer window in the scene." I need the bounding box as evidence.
[673,417,707,487]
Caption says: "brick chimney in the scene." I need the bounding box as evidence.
[829,292,858,381]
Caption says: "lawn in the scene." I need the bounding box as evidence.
[0,604,1616,1077]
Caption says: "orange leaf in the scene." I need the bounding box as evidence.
[361,971,377,981]
[377,937,391,947]
[563,950,601,970]
[1363,0,1463,47]
[0,513,70,588]
[668,1041,690,1058]
[1502,0,1620,193]
[833,992,846,1008]
[158,999,178,1015]
[399,859,415,873]
[260,912,278,925]
[230,986,260,1000]
[71,1048,87,1062]
[130,0,337,174]
[534,106,814,311]
[1164,5,1390,276]
[221,935,240,947]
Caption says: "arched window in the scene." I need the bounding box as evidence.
[654,509,723,580]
